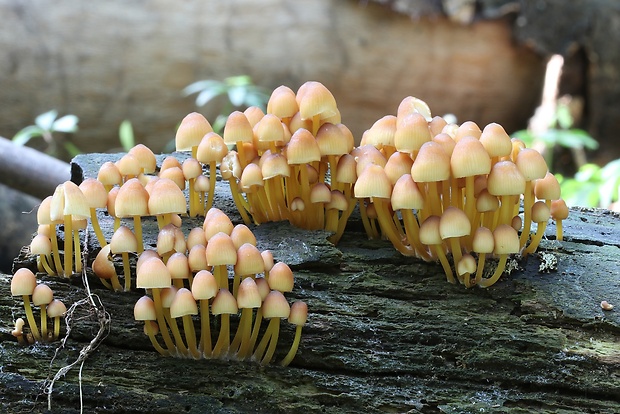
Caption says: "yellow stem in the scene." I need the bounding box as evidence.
[478,254,508,288]
[280,325,303,367]
[63,215,73,277]
[22,295,41,342]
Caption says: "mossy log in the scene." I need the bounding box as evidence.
[1,153,619,413]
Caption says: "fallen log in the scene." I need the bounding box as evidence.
[0,153,618,413]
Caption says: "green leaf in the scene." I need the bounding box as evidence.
[226,75,252,86]
[182,80,222,96]
[195,85,227,107]
[227,85,248,106]
[52,114,79,133]
[556,104,574,129]
[63,141,82,157]
[511,130,536,147]
[35,110,58,131]
[542,129,599,150]
[119,120,135,151]
[12,125,44,146]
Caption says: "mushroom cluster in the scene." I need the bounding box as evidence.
[10,268,66,344]
[131,208,308,366]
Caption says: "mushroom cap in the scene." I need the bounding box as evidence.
[135,249,160,274]
[261,152,290,179]
[531,200,551,223]
[479,122,512,158]
[419,215,442,245]
[326,190,348,211]
[230,224,257,249]
[439,207,471,239]
[394,112,432,154]
[167,252,190,280]
[244,106,265,127]
[234,243,264,276]
[360,115,396,149]
[170,288,199,318]
[472,226,494,254]
[353,145,386,177]
[116,154,142,178]
[432,132,456,158]
[175,112,213,151]
[493,224,520,255]
[211,288,238,315]
[454,121,482,141]
[262,290,291,319]
[335,153,357,184]
[128,144,157,174]
[267,85,299,120]
[136,257,172,289]
[428,116,448,137]
[30,234,52,256]
[32,283,54,306]
[516,148,548,181]
[147,178,187,216]
[261,250,274,272]
[223,111,254,145]
[255,277,271,300]
[550,199,569,220]
[160,156,182,171]
[203,208,234,239]
[11,268,37,296]
[288,301,308,326]
[78,178,108,209]
[254,113,285,147]
[206,232,237,266]
[315,122,353,156]
[110,226,139,254]
[160,286,178,309]
[268,262,294,292]
[182,158,203,181]
[396,96,432,122]
[188,244,208,272]
[187,227,207,250]
[476,189,500,213]
[191,270,218,300]
[384,152,414,185]
[411,141,451,182]
[92,245,117,280]
[197,132,228,164]
[50,181,90,220]
[297,81,339,122]
[354,164,392,199]
[236,277,262,309]
[286,128,321,164]
[310,182,332,204]
[391,174,424,211]
[534,172,561,201]
[450,136,492,178]
[37,196,59,225]
[134,295,157,321]
[47,299,67,318]
[457,254,477,276]
[487,160,526,196]
[240,162,264,189]
[97,161,122,187]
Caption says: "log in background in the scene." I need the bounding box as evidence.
[1,153,619,413]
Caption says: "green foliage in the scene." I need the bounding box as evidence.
[183,75,270,132]
[12,110,80,157]
[118,119,135,152]
[558,159,620,208]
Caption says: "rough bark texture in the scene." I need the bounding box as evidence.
[0,153,619,413]
[0,0,544,159]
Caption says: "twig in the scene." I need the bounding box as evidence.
[44,230,111,413]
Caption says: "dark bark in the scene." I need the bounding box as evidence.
[0,153,619,413]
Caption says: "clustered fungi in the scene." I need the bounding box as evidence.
[10,268,66,344]
[11,81,568,365]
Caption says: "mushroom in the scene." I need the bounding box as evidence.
[523,201,551,256]
[297,81,339,136]
[32,283,54,341]
[211,288,239,358]
[196,131,229,212]
[252,290,291,365]
[78,178,109,247]
[110,226,139,292]
[223,110,254,168]
[233,242,264,296]
[182,158,203,218]
[30,233,55,276]
[439,206,471,283]
[147,178,187,230]
[136,257,176,355]
[471,226,494,285]
[161,286,188,357]
[10,268,41,342]
[478,224,520,288]
[46,299,66,341]
[12,317,26,345]
[36,196,63,275]
[115,178,149,253]
[191,269,218,356]
[411,141,451,217]
[175,112,213,159]
[550,199,569,241]
[487,160,526,227]
[170,288,200,359]
[232,277,262,359]
[134,295,168,356]
[92,244,123,291]
[97,161,122,192]
[515,148,549,248]
[167,252,191,289]
[419,216,454,284]
[267,85,299,128]
[391,174,430,260]
[280,300,308,367]
[206,232,238,290]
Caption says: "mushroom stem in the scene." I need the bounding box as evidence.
[73,227,82,274]
[144,321,169,356]
[53,316,62,341]
[199,300,212,357]
[212,314,231,358]
[227,178,252,225]
[134,216,144,253]
[122,252,132,292]
[22,295,41,342]
[166,309,189,357]
[374,198,415,256]
[90,207,107,247]
[182,315,201,359]
[523,221,547,256]
[39,255,56,276]
[430,245,455,284]
[63,215,73,276]
[253,318,279,364]
[280,325,303,367]
[478,254,509,288]
[448,237,463,282]
[249,308,263,352]
[152,289,177,355]
[401,209,431,261]
[40,305,49,341]
[231,308,253,359]
[49,224,64,275]
[206,161,217,212]
[473,252,487,285]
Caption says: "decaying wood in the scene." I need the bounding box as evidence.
[0,153,619,413]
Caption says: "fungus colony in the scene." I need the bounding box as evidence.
[10,81,566,366]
